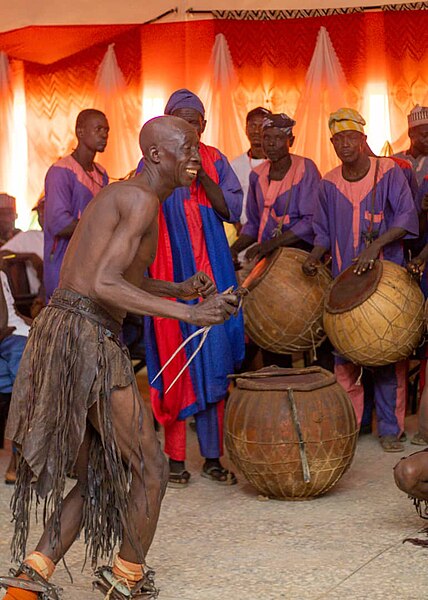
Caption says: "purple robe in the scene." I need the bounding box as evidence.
[316,157,418,440]
[43,155,108,299]
[241,155,320,245]
[313,157,419,277]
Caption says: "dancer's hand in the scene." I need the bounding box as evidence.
[189,293,239,326]
[178,272,217,300]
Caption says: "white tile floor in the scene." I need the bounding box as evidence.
[0,411,427,599]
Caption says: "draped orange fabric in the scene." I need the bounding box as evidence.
[0,11,426,216]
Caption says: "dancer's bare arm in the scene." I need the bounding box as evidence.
[140,272,216,300]
[92,189,235,325]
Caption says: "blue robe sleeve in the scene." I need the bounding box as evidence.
[416,177,428,213]
[241,171,260,239]
[313,181,332,251]
[387,164,419,239]
[136,157,144,175]
[288,159,320,245]
[44,166,76,238]
[215,151,243,224]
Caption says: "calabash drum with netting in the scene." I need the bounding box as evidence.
[225,366,358,500]
[242,247,332,354]
[323,260,424,366]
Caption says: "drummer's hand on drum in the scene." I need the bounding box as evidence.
[245,243,262,262]
[353,245,380,275]
[177,271,217,300]
[189,292,239,326]
[407,256,425,278]
[302,255,321,277]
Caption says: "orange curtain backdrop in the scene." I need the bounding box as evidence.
[0,52,14,194]
[0,10,426,217]
[383,11,428,149]
[93,44,141,180]
[140,20,217,123]
[138,10,427,161]
[24,28,141,209]
[293,27,348,175]
[216,11,428,153]
[198,33,248,159]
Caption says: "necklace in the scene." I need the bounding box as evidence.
[71,153,104,188]
[83,165,104,188]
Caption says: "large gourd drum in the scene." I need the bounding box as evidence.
[225,366,357,500]
[242,247,332,353]
[323,260,424,367]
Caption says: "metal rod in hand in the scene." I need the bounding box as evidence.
[150,325,211,388]
[150,286,241,394]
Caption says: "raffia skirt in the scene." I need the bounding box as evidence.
[6,288,139,566]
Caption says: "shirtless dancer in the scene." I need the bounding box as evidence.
[0,116,238,600]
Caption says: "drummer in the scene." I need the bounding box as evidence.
[230,113,320,264]
[230,112,321,369]
[303,107,419,452]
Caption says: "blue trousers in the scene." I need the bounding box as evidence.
[0,335,27,394]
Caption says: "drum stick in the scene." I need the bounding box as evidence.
[151,286,244,392]
[150,325,210,386]
[287,387,311,484]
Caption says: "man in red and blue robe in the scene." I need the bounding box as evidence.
[140,89,244,486]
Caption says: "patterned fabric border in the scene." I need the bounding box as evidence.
[382,2,428,10]
[212,4,427,19]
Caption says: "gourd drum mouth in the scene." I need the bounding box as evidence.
[242,251,277,291]
[324,261,383,314]
[323,260,425,367]
[233,366,336,392]
[241,248,332,354]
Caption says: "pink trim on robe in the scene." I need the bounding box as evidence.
[255,156,306,243]
[54,155,106,197]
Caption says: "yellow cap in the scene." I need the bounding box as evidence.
[329,108,366,135]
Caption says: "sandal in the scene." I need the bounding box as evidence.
[4,469,16,485]
[0,563,62,599]
[168,470,191,488]
[201,465,237,485]
[411,431,428,446]
[380,435,405,453]
[93,566,158,599]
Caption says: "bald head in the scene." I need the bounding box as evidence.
[138,115,201,191]
[139,115,196,159]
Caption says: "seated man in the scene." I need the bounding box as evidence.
[0,194,21,247]
[0,262,30,484]
[1,196,45,316]
[394,364,428,544]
